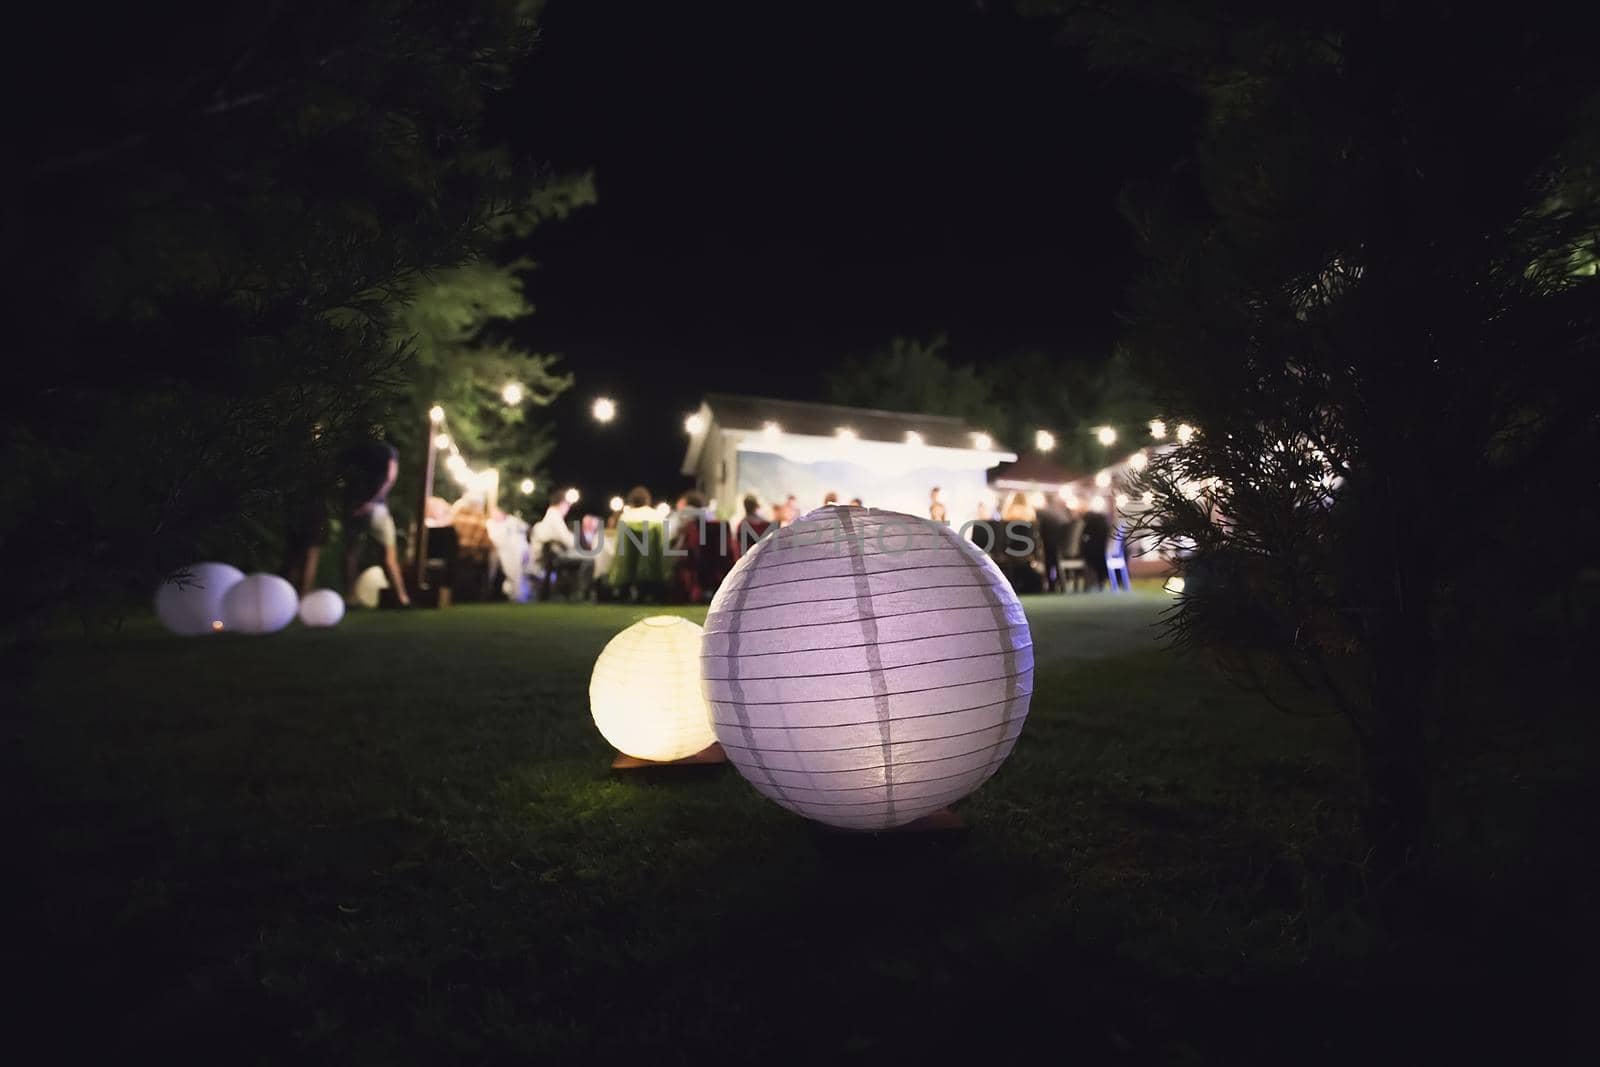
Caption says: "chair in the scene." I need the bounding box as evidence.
[693,519,734,601]
[996,520,1044,596]
[670,518,731,604]
[536,541,562,601]
[609,521,667,601]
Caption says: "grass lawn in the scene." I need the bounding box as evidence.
[10,591,1588,1062]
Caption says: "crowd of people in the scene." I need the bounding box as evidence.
[295,436,1126,608]
[512,484,1125,604]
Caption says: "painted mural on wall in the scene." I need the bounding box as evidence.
[736,450,994,523]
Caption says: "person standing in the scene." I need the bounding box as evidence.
[735,493,772,558]
[929,486,948,523]
[284,476,330,595]
[342,437,410,606]
[670,490,707,544]
[1080,505,1111,592]
[1035,494,1070,593]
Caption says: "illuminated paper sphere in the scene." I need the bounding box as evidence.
[297,589,346,628]
[703,505,1033,830]
[154,562,244,636]
[590,616,716,761]
[220,573,299,635]
[353,565,388,609]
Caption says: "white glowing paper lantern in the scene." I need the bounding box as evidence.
[220,573,299,635]
[353,565,388,608]
[298,589,346,628]
[702,506,1033,830]
[590,616,716,762]
[154,562,244,636]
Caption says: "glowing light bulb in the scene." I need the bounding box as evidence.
[519,478,535,494]
[592,397,616,423]
[1114,492,1130,508]
[1035,429,1055,452]
[762,421,781,439]
[973,432,993,450]
[564,487,580,505]
[433,432,451,449]
[1148,419,1166,439]
[1089,495,1107,512]
[836,427,857,441]
[685,413,705,434]
[1176,423,1196,445]
[905,430,923,446]
[429,404,445,423]
[501,382,524,406]
[1094,470,1112,488]
[609,495,625,512]
[1129,450,1148,471]
[1165,575,1185,594]
[1096,426,1117,447]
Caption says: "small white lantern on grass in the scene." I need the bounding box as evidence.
[220,573,299,635]
[298,589,346,628]
[352,565,388,609]
[590,616,717,763]
[155,562,244,635]
[702,505,1033,830]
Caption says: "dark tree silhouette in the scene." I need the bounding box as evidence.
[4,2,560,639]
[1052,1,1600,889]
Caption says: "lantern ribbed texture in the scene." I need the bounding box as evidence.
[220,573,300,635]
[590,616,717,762]
[702,505,1033,830]
[155,562,244,636]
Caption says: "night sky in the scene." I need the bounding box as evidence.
[501,0,1196,501]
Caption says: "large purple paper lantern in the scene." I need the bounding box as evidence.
[702,506,1033,830]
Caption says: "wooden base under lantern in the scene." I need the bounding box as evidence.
[894,807,967,833]
[610,742,728,772]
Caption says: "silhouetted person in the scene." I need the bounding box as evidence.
[342,437,409,606]
[1035,497,1070,593]
[736,493,772,557]
[532,493,594,599]
[620,485,657,525]
[1080,507,1111,591]
[284,475,330,595]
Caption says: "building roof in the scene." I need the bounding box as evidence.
[989,453,1089,491]
[700,393,1004,451]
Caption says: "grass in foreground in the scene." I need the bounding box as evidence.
[9,593,1586,1061]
